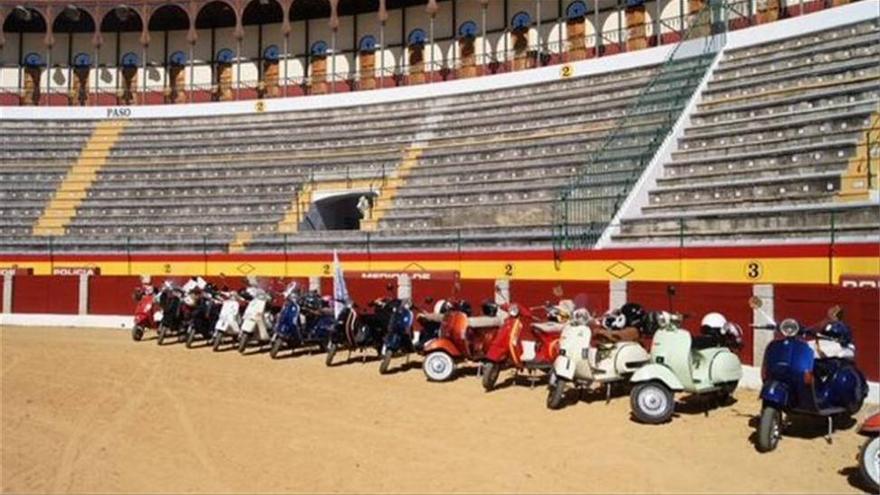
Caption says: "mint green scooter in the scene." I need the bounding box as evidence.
[629,312,743,424]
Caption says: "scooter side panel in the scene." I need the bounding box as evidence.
[422,338,463,359]
[648,329,693,390]
[826,363,868,412]
[706,349,743,384]
[630,363,685,391]
[613,342,650,377]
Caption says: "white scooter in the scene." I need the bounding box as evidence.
[211,290,245,351]
[629,312,743,424]
[547,309,650,409]
[237,288,274,353]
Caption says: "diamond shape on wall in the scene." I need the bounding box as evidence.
[606,261,635,279]
[237,263,255,275]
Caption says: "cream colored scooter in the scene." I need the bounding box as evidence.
[547,309,650,410]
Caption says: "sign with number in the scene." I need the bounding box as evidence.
[745,260,763,280]
[255,100,266,112]
[560,64,574,78]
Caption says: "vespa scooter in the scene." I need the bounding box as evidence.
[378,299,445,375]
[629,311,743,424]
[481,301,565,392]
[422,300,504,382]
[269,283,304,359]
[547,308,650,409]
[132,286,161,342]
[211,289,247,351]
[750,297,868,452]
[237,287,275,353]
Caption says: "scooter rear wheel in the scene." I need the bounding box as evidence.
[859,436,879,493]
[630,382,675,424]
[757,406,782,452]
[547,378,566,410]
[423,352,454,382]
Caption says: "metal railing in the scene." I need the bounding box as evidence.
[551,0,730,260]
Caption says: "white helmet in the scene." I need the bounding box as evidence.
[701,312,727,330]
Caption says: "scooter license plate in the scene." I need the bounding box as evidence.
[154,311,163,322]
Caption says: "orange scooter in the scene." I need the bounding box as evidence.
[421,300,504,382]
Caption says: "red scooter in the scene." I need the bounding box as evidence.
[481,302,565,391]
[858,412,879,492]
[421,300,504,382]
[132,286,162,342]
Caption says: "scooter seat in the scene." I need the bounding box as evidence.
[468,316,503,328]
[419,313,445,323]
[532,322,564,333]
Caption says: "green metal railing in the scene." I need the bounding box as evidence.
[552,0,729,260]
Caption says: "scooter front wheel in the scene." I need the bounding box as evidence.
[238,332,250,354]
[212,332,223,352]
[270,337,284,360]
[185,327,196,348]
[157,325,168,345]
[481,362,500,392]
[859,436,879,493]
[547,378,566,410]
[757,406,782,452]
[630,382,675,424]
[423,352,454,382]
[131,325,144,342]
[325,342,337,366]
[378,348,393,375]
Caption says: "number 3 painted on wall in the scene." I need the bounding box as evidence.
[745,261,763,280]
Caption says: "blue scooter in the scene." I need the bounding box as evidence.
[379,298,446,374]
[750,297,867,452]
[270,289,333,358]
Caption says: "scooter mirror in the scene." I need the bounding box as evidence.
[748,296,763,310]
[827,305,842,321]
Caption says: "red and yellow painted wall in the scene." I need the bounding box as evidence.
[1,243,876,284]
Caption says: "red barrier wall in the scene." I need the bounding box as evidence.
[12,276,79,314]
[320,276,398,306]
[510,280,609,315]
[88,275,141,315]
[628,282,755,365]
[775,285,879,381]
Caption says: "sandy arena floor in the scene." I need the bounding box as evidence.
[1,325,876,494]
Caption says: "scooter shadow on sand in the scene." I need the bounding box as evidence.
[327,352,383,367]
[746,413,858,447]
[838,465,875,494]
[628,394,740,424]
[382,360,423,375]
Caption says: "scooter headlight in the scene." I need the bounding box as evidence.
[779,318,800,337]
[508,304,520,317]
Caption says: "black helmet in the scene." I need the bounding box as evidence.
[481,300,498,317]
[621,303,645,329]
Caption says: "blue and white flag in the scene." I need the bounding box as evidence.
[332,250,348,319]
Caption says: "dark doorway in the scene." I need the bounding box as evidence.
[302,192,374,231]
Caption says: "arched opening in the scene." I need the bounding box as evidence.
[456,21,478,79]
[101,5,143,105]
[510,11,532,71]
[357,35,378,90]
[196,1,236,100]
[52,5,95,106]
[302,192,377,231]
[407,28,426,84]
[3,7,47,105]
[243,0,284,98]
[148,4,190,103]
